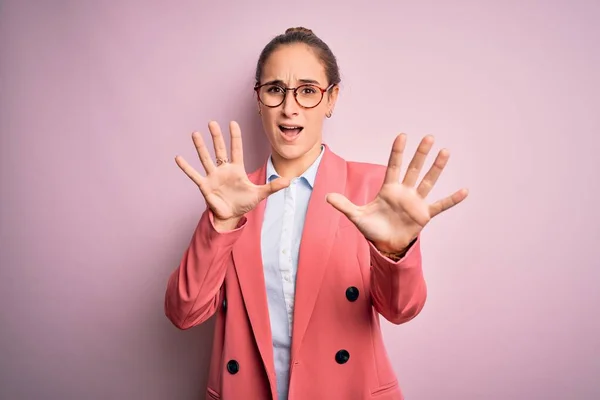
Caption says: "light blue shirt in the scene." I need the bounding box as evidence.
[260,145,325,400]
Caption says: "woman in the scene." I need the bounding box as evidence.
[165,27,468,400]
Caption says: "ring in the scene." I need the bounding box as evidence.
[215,157,229,166]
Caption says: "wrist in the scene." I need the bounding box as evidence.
[376,248,408,262]
[372,237,417,260]
[213,215,243,232]
[372,241,408,254]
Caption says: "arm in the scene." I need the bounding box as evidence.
[327,135,467,323]
[368,236,427,325]
[167,120,290,329]
[164,209,245,329]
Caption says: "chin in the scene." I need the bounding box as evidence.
[272,142,310,160]
[265,124,321,161]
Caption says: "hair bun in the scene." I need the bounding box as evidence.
[285,27,314,35]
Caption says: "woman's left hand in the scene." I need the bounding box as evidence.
[326,134,469,254]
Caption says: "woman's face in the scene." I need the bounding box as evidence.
[257,43,338,167]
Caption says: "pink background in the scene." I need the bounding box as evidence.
[1,1,599,399]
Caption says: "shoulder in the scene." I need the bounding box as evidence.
[329,149,387,203]
[344,160,387,202]
[346,160,387,186]
[330,147,387,187]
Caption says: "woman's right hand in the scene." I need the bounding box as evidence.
[175,121,290,231]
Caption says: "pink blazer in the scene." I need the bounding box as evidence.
[165,144,427,400]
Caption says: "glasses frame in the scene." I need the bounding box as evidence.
[254,82,335,109]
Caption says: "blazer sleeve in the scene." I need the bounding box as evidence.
[368,236,427,325]
[164,209,246,329]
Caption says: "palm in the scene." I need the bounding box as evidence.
[352,185,431,251]
[201,163,268,220]
[327,134,468,252]
[175,121,289,222]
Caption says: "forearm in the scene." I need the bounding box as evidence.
[164,209,245,329]
[369,236,427,324]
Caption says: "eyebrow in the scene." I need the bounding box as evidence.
[262,78,322,86]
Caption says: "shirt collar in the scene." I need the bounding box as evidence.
[266,145,325,188]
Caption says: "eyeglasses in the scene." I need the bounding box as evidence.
[254,82,334,109]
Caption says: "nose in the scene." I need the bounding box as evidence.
[281,90,300,117]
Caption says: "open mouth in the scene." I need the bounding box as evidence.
[279,125,304,139]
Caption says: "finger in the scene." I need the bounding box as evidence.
[208,121,228,162]
[325,193,360,220]
[416,148,450,198]
[257,177,291,199]
[191,131,216,174]
[428,188,469,218]
[229,121,244,165]
[175,155,209,192]
[403,135,434,187]
[382,133,406,185]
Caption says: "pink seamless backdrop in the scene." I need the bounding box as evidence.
[1,1,599,399]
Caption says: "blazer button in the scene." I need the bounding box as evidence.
[335,350,350,364]
[226,360,239,374]
[345,286,359,302]
[222,298,227,311]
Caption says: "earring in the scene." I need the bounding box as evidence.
[326,110,333,118]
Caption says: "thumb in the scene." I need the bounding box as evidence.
[258,177,291,199]
[326,193,358,219]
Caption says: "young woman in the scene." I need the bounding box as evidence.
[165,27,468,400]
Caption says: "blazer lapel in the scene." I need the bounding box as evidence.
[291,145,347,360]
[231,165,276,384]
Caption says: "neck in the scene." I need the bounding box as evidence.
[271,143,323,179]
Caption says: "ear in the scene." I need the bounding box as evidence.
[256,99,262,115]
[327,85,340,110]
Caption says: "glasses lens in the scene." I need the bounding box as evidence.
[258,84,324,108]
[258,84,285,107]
[295,84,323,108]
